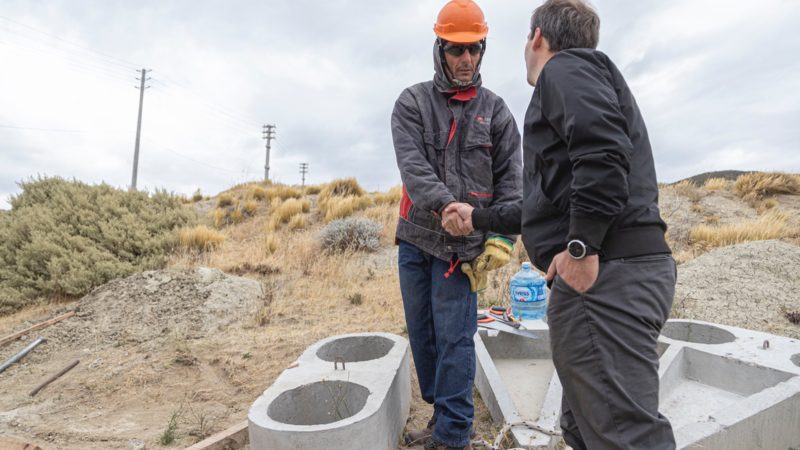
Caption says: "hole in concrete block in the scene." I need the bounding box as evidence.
[660,347,795,430]
[661,321,735,344]
[657,341,670,357]
[316,336,394,362]
[792,353,800,368]
[267,380,370,425]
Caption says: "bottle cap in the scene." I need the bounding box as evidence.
[521,262,532,269]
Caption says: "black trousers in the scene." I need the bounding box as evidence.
[548,253,677,450]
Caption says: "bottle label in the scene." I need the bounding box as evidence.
[512,287,532,302]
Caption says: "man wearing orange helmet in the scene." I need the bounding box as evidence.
[391,1,522,449]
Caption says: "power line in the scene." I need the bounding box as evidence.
[0,35,136,81]
[0,124,88,133]
[0,15,142,70]
[142,138,242,174]
[153,76,262,128]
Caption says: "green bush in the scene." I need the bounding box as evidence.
[0,177,196,315]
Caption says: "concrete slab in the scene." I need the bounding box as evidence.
[248,332,410,450]
[475,319,800,449]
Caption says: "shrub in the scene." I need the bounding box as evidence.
[734,172,800,203]
[0,177,196,314]
[178,226,224,252]
[192,189,204,202]
[373,186,403,205]
[688,209,799,250]
[217,194,234,208]
[320,218,382,253]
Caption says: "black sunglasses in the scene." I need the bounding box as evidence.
[443,42,483,57]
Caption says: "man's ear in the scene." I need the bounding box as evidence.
[532,27,544,51]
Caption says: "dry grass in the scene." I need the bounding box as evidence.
[320,178,366,198]
[275,198,306,223]
[287,214,308,230]
[304,184,323,195]
[703,177,729,191]
[249,186,268,201]
[670,180,703,203]
[229,208,244,224]
[178,226,225,252]
[758,198,779,214]
[373,185,403,205]
[689,209,800,250]
[212,208,226,228]
[323,196,374,223]
[242,200,258,216]
[317,178,369,222]
[217,194,234,208]
[264,234,278,254]
[266,185,303,201]
[734,172,800,203]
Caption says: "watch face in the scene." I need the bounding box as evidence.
[568,240,586,259]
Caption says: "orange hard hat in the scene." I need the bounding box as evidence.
[434,0,489,43]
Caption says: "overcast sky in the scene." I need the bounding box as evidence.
[1,0,799,209]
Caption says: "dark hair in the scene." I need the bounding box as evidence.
[530,0,600,51]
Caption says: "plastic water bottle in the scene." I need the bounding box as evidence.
[510,262,547,320]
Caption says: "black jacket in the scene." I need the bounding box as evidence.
[472,49,669,272]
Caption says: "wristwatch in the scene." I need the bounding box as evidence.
[567,239,598,260]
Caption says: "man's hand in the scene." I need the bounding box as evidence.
[442,202,475,236]
[545,250,599,294]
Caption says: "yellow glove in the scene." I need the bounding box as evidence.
[461,262,487,293]
[461,237,514,293]
[473,237,514,273]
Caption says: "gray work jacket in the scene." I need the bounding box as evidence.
[391,42,522,262]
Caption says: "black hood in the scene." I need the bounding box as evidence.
[432,39,483,94]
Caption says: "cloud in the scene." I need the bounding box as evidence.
[1,0,798,209]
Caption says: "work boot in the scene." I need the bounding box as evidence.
[404,416,436,446]
[409,437,473,450]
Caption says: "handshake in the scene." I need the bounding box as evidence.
[441,202,475,236]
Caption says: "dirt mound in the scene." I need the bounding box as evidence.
[673,240,800,339]
[41,268,264,353]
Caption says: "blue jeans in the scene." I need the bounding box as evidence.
[398,240,477,447]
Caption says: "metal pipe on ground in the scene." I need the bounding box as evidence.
[0,337,47,375]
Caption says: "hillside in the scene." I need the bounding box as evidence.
[1,173,799,449]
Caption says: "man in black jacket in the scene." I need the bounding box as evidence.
[442,1,677,448]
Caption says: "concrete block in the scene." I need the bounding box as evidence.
[475,319,800,449]
[248,332,410,450]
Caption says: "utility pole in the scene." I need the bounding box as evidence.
[299,163,309,187]
[130,68,151,191]
[262,124,276,182]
